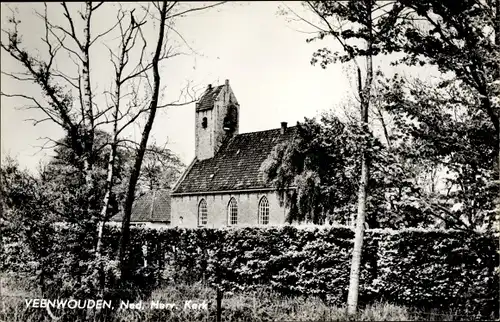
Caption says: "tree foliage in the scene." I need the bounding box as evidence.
[380,75,497,230]
[137,144,185,192]
[277,0,499,233]
[261,116,359,224]
[395,0,500,133]
[261,113,437,229]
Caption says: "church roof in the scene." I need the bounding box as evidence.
[173,126,298,194]
[110,189,171,223]
[196,85,224,112]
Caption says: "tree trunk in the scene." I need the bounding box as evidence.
[347,0,373,315]
[95,139,117,257]
[376,105,391,149]
[495,0,500,196]
[82,1,94,185]
[347,141,369,315]
[118,0,168,281]
[216,287,223,322]
[95,31,126,259]
[96,6,144,261]
[495,0,500,248]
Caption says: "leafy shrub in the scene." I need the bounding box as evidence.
[373,229,499,316]
[112,225,498,316]
[2,224,498,317]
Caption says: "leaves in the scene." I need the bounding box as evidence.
[262,114,421,227]
[304,1,407,68]
[261,115,359,224]
[379,74,497,230]
[394,0,500,132]
[136,143,185,192]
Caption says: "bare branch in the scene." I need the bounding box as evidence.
[164,2,226,20]
[1,92,66,128]
[24,117,53,126]
[1,71,36,81]
[51,70,80,89]
[33,136,61,151]
[89,11,125,46]
[280,2,329,33]
[60,2,84,50]
[92,2,105,11]
[305,1,362,71]
[46,24,84,62]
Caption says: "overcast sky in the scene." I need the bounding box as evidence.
[1,2,434,172]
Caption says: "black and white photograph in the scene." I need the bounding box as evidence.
[0,1,499,321]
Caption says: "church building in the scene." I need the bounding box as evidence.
[170,79,297,228]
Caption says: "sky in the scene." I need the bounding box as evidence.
[0,1,434,172]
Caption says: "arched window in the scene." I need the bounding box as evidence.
[198,199,207,226]
[228,197,238,225]
[258,196,269,225]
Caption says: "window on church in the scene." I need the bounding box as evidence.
[258,196,269,225]
[228,197,238,225]
[198,199,207,226]
[202,117,208,129]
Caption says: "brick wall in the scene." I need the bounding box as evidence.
[195,108,215,160]
[170,191,287,228]
[195,82,240,161]
[213,85,239,154]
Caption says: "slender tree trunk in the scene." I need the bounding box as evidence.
[118,0,168,281]
[95,138,117,257]
[347,138,369,315]
[494,2,500,319]
[216,287,223,322]
[80,10,95,294]
[376,105,391,149]
[96,7,144,261]
[81,8,97,306]
[95,27,127,258]
[347,0,373,315]
[495,0,500,197]
[79,2,106,300]
[82,1,94,185]
[93,139,115,317]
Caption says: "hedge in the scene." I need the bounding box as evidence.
[116,225,498,316]
[1,224,498,317]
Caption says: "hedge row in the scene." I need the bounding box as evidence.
[104,226,498,316]
[2,225,498,316]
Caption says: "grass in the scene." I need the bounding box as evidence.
[0,277,496,322]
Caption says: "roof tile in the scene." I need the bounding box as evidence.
[174,126,297,193]
[196,85,224,112]
[111,189,171,223]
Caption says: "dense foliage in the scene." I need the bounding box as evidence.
[0,131,185,304]
[3,225,496,317]
[261,114,437,229]
[293,0,499,231]
[380,76,498,230]
[260,116,361,224]
[395,0,500,133]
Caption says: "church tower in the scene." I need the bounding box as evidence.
[195,79,240,161]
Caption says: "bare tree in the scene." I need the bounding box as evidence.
[114,0,226,282]
[1,1,226,288]
[117,0,170,280]
[95,5,148,264]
